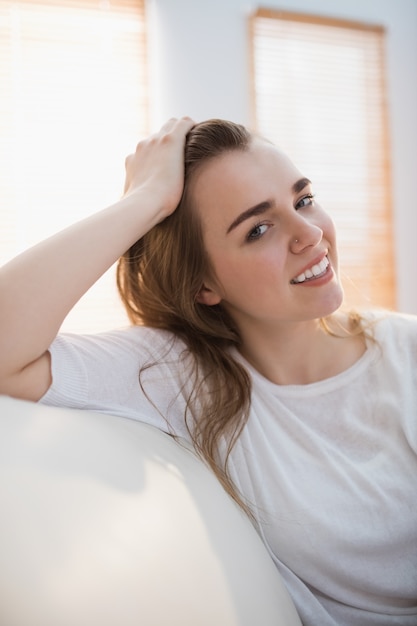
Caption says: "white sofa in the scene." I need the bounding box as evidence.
[0,395,301,626]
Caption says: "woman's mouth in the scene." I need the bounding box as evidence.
[290,256,330,284]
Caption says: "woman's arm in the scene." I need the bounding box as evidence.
[0,117,195,401]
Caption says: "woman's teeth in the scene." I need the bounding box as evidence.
[291,256,329,284]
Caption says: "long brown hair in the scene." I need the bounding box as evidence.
[117,119,370,514]
[117,119,254,512]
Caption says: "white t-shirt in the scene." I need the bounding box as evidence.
[40,312,417,625]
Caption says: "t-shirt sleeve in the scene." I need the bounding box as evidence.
[40,333,92,409]
[39,327,193,439]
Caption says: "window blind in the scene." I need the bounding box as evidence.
[249,9,395,310]
[0,0,148,333]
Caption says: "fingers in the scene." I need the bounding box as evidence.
[125,117,194,168]
[134,116,195,152]
[124,117,195,193]
[159,116,195,134]
[122,117,196,211]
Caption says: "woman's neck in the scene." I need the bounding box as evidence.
[237,313,366,386]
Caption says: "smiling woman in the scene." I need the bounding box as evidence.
[0,118,416,626]
[188,136,343,332]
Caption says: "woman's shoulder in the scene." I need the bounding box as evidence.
[96,324,182,346]
[362,309,417,350]
[53,324,188,363]
[365,308,417,329]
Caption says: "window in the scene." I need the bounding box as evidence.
[0,0,148,332]
[249,9,395,309]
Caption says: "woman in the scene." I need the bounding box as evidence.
[0,118,416,625]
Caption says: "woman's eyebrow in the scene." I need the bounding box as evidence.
[226,178,312,235]
[293,177,312,194]
[226,200,274,234]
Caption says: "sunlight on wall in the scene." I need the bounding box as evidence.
[0,0,148,333]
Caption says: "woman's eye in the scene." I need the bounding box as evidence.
[296,193,315,210]
[247,223,269,241]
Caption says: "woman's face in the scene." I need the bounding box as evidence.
[192,139,344,334]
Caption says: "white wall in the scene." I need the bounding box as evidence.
[148,0,417,314]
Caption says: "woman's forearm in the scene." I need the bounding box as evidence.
[0,195,158,375]
[0,117,194,392]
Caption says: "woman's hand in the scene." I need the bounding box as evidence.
[123,117,195,223]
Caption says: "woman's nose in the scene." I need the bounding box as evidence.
[289,218,323,253]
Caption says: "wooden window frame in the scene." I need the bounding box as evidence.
[249,8,395,310]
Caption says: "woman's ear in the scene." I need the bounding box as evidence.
[196,284,222,306]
